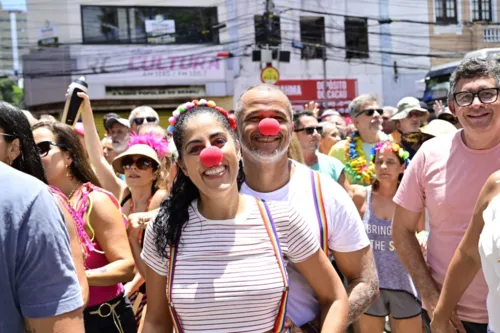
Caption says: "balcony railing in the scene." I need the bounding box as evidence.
[484,27,500,43]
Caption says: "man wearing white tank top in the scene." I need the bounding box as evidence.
[236,84,378,329]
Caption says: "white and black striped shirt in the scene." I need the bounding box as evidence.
[141,195,319,332]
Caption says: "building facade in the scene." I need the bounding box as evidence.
[24,0,235,131]
[0,4,28,76]
[428,0,500,66]
[231,0,432,110]
[24,0,433,123]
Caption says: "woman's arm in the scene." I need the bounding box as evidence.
[78,92,126,201]
[295,250,349,332]
[85,191,135,286]
[141,265,172,333]
[431,173,500,331]
[58,202,89,307]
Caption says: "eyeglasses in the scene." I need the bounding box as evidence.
[121,156,154,170]
[133,117,158,126]
[294,126,323,135]
[453,88,500,107]
[356,108,383,117]
[36,141,65,157]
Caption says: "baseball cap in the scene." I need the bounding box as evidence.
[106,117,130,129]
[392,97,428,120]
[103,112,120,130]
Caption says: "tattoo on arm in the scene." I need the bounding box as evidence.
[345,258,379,324]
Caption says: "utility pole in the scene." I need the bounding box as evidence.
[264,0,274,68]
[10,11,19,77]
[322,35,328,109]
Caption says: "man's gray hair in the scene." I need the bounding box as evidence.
[382,106,397,117]
[234,83,293,126]
[318,121,338,137]
[449,58,500,99]
[349,94,379,118]
[129,105,159,123]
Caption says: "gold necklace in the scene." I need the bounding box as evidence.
[68,182,82,199]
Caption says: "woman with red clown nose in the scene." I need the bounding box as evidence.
[141,100,348,333]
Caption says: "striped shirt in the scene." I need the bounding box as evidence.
[141,195,319,332]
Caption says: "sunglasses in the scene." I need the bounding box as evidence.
[121,156,154,170]
[294,126,323,135]
[36,141,65,157]
[356,108,383,117]
[133,117,158,126]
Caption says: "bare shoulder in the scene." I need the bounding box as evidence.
[88,189,117,208]
[150,189,169,210]
[350,185,367,201]
[482,170,500,204]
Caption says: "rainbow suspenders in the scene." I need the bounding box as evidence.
[310,170,329,256]
[167,199,289,333]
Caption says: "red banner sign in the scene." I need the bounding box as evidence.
[275,79,358,113]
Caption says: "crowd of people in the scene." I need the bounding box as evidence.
[0,57,499,333]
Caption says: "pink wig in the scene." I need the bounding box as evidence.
[128,132,168,159]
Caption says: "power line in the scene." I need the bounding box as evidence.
[279,5,500,26]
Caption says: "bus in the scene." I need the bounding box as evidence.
[421,48,500,108]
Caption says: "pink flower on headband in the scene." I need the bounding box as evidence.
[128,132,168,159]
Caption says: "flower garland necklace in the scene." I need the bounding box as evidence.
[344,131,376,185]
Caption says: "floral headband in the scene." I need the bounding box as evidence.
[371,141,410,168]
[168,99,236,133]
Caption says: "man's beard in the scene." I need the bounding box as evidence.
[239,136,290,165]
[112,134,130,154]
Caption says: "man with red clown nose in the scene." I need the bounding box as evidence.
[236,83,378,331]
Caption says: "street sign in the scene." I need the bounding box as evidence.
[260,66,280,84]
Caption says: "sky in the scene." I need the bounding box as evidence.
[2,0,26,11]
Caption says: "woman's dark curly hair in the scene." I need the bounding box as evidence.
[32,121,101,187]
[0,102,47,183]
[153,106,245,258]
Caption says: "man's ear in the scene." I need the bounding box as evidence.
[8,138,21,163]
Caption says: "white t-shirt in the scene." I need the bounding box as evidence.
[141,195,319,332]
[479,195,500,332]
[241,160,370,325]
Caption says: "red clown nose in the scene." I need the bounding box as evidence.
[258,118,280,136]
[200,146,224,168]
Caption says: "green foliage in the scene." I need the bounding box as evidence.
[0,79,24,107]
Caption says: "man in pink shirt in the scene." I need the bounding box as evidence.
[392,57,500,333]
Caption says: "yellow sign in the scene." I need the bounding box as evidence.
[261,66,280,84]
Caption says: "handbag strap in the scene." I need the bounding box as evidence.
[310,170,328,256]
[167,199,289,333]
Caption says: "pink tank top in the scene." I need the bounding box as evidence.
[51,183,125,307]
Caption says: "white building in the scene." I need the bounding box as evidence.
[231,0,432,110]
[23,0,432,126]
